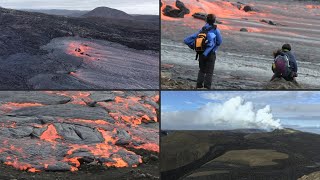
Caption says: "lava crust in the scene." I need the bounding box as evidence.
[0,91,159,173]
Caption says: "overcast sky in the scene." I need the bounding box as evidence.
[0,0,159,14]
[162,91,320,133]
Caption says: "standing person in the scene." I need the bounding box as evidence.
[271,44,298,81]
[184,14,223,89]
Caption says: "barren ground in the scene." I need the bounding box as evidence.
[161,0,320,89]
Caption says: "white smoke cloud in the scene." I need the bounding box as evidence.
[161,96,282,130]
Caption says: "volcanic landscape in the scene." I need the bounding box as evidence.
[0,7,159,89]
[0,91,159,179]
[161,0,320,89]
[161,129,320,180]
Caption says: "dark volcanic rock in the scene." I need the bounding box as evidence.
[0,7,159,57]
[0,91,159,173]
[46,162,73,171]
[240,28,248,32]
[89,92,116,102]
[115,129,131,145]
[176,0,190,14]
[9,104,114,122]
[243,5,253,12]
[192,12,207,20]
[0,91,71,105]
[163,0,191,18]
[54,123,104,143]
[261,19,277,26]
[163,5,185,18]
[268,20,277,25]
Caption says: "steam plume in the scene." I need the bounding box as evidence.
[162,96,282,130]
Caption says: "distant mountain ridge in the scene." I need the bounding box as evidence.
[22,7,159,22]
[82,6,133,19]
[0,7,159,57]
[22,9,88,17]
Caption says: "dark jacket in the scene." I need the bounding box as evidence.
[184,23,223,56]
[283,50,298,73]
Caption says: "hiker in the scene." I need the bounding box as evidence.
[184,14,222,89]
[271,44,298,81]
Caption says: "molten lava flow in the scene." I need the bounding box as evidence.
[0,91,158,173]
[105,157,128,168]
[40,124,62,142]
[0,102,43,113]
[101,95,158,125]
[65,41,105,61]
[306,5,320,9]
[135,143,160,153]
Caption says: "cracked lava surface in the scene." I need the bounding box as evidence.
[0,91,159,172]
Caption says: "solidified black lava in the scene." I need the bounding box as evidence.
[162,0,190,18]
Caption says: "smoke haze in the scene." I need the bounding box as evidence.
[162,96,282,130]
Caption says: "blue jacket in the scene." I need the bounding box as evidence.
[184,23,223,56]
[283,51,298,73]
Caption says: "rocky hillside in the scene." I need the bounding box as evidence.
[23,9,89,17]
[161,129,320,180]
[82,6,133,19]
[0,7,159,57]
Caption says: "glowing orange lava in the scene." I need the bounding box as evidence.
[40,124,62,142]
[306,5,320,9]
[66,42,96,61]
[0,91,158,173]
[45,91,91,105]
[0,102,44,113]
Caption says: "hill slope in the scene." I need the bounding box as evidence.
[161,129,320,180]
[0,7,159,57]
[82,6,133,19]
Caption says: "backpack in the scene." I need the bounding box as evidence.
[194,26,215,60]
[272,54,291,77]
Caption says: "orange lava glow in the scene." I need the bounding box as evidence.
[40,124,62,142]
[152,95,160,102]
[99,95,158,125]
[0,102,43,113]
[135,143,159,153]
[66,42,97,61]
[45,91,91,105]
[161,0,280,34]
[105,157,128,168]
[63,128,140,169]
[162,0,254,20]
[129,133,160,153]
[0,91,158,173]
[306,5,320,9]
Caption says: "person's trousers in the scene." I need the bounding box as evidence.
[197,52,216,89]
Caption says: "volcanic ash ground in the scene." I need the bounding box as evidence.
[0,91,159,172]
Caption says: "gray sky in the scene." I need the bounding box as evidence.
[0,0,159,14]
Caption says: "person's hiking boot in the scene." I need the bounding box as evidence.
[196,83,204,88]
[204,85,212,90]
